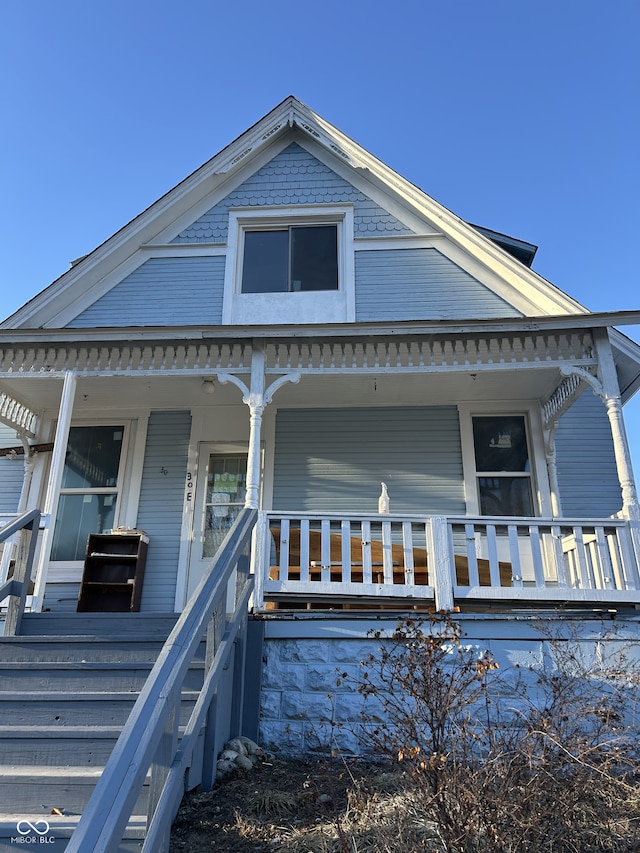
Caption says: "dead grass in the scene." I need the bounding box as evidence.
[169,756,444,852]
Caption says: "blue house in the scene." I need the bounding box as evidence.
[1,96,640,849]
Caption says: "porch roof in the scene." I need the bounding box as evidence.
[0,311,638,438]
[1,309,639,345]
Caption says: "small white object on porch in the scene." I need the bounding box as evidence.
[378,482,390,514]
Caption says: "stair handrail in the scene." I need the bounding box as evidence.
[65,506,258,853]
[0,509,41,637]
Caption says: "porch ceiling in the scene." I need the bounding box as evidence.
[0,366,566,419]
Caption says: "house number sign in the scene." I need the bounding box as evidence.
[185,471,194,505]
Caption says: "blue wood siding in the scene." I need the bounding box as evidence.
[136,411,191,612]
[355,249,522,321]
[272,406,465,514]
[66,257,225,328]
[172,143,413,243]
[555,393,621,517]
[42,583,80,612]
[0,424,22,512]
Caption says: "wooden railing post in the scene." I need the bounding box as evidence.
[428,516,455,611]
[251,512,269,610]
[622,504,640,589]
[2,510,41,637]
[147,699,180,831]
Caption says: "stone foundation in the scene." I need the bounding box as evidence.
[257,611,640,756]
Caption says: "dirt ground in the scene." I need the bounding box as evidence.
[169,755,441,852]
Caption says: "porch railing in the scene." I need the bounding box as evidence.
[66,507,258,853]
[256,511,640,610]
[0,509,42,636]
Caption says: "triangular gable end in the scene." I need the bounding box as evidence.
[3,96,590,330]
[64,139,523,328]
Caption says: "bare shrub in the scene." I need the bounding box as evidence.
[356,612,640,853]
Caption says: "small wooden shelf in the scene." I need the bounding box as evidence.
[77,532,148,612]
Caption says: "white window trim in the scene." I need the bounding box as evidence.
[222,205,355,324]
[458,402,552,517]
[48,419,137,574]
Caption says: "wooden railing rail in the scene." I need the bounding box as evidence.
[447,515,640,604]
[65,507,258,853]
[258,512,640,610]
[0,509,42,636]
[257,511,434,607]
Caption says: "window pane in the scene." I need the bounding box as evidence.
[206,456,246,504]
[61,426,124,488]
[51,493,118,561]
[291,225,338,291]
[241,230,288,293]
[203,455,246,558]
[202,505,243,559]
[478,477,534,516]
[472,416,529,472]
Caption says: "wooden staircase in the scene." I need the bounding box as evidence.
[0,613,201,851]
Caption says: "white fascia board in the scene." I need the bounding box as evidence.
[3,310,640,346]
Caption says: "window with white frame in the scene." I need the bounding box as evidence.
[471,414,534,516]
[223,206,354,325]
[50,424,127,562]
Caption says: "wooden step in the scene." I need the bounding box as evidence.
[0,726,123,766]
[0,689,198,726]
[0,659,204,692]
[0,637,175,664]
[0,766,149,815]
[17,612,178,638]
[0,814,146,851]
[0,616,201,848]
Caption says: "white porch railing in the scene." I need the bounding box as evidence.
[255,512,640,611]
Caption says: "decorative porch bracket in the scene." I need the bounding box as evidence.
[218,343,301,509]
[0,391,38,438]
[560,341,639,513]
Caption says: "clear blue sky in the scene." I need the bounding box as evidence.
[1,1,639,472]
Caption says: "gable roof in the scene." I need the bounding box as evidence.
[4,95,600,331]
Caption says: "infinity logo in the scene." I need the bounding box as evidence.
[16,819,50,835]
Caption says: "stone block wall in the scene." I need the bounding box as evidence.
[257,613,640,757]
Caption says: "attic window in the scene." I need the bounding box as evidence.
[241,225,338,293]
[223,205,355,324]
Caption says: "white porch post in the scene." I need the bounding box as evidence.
[245,344,266,510]
[31,371,77,611]
[245,404,264,509]
[218,343,300,610]
[544,422,563,517]
[594,331,639,512]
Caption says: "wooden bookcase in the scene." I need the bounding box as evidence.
[77,531,148,612]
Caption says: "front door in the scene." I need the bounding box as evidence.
[186,446,247,602]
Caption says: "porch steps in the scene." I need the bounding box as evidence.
[0,613,201,851]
